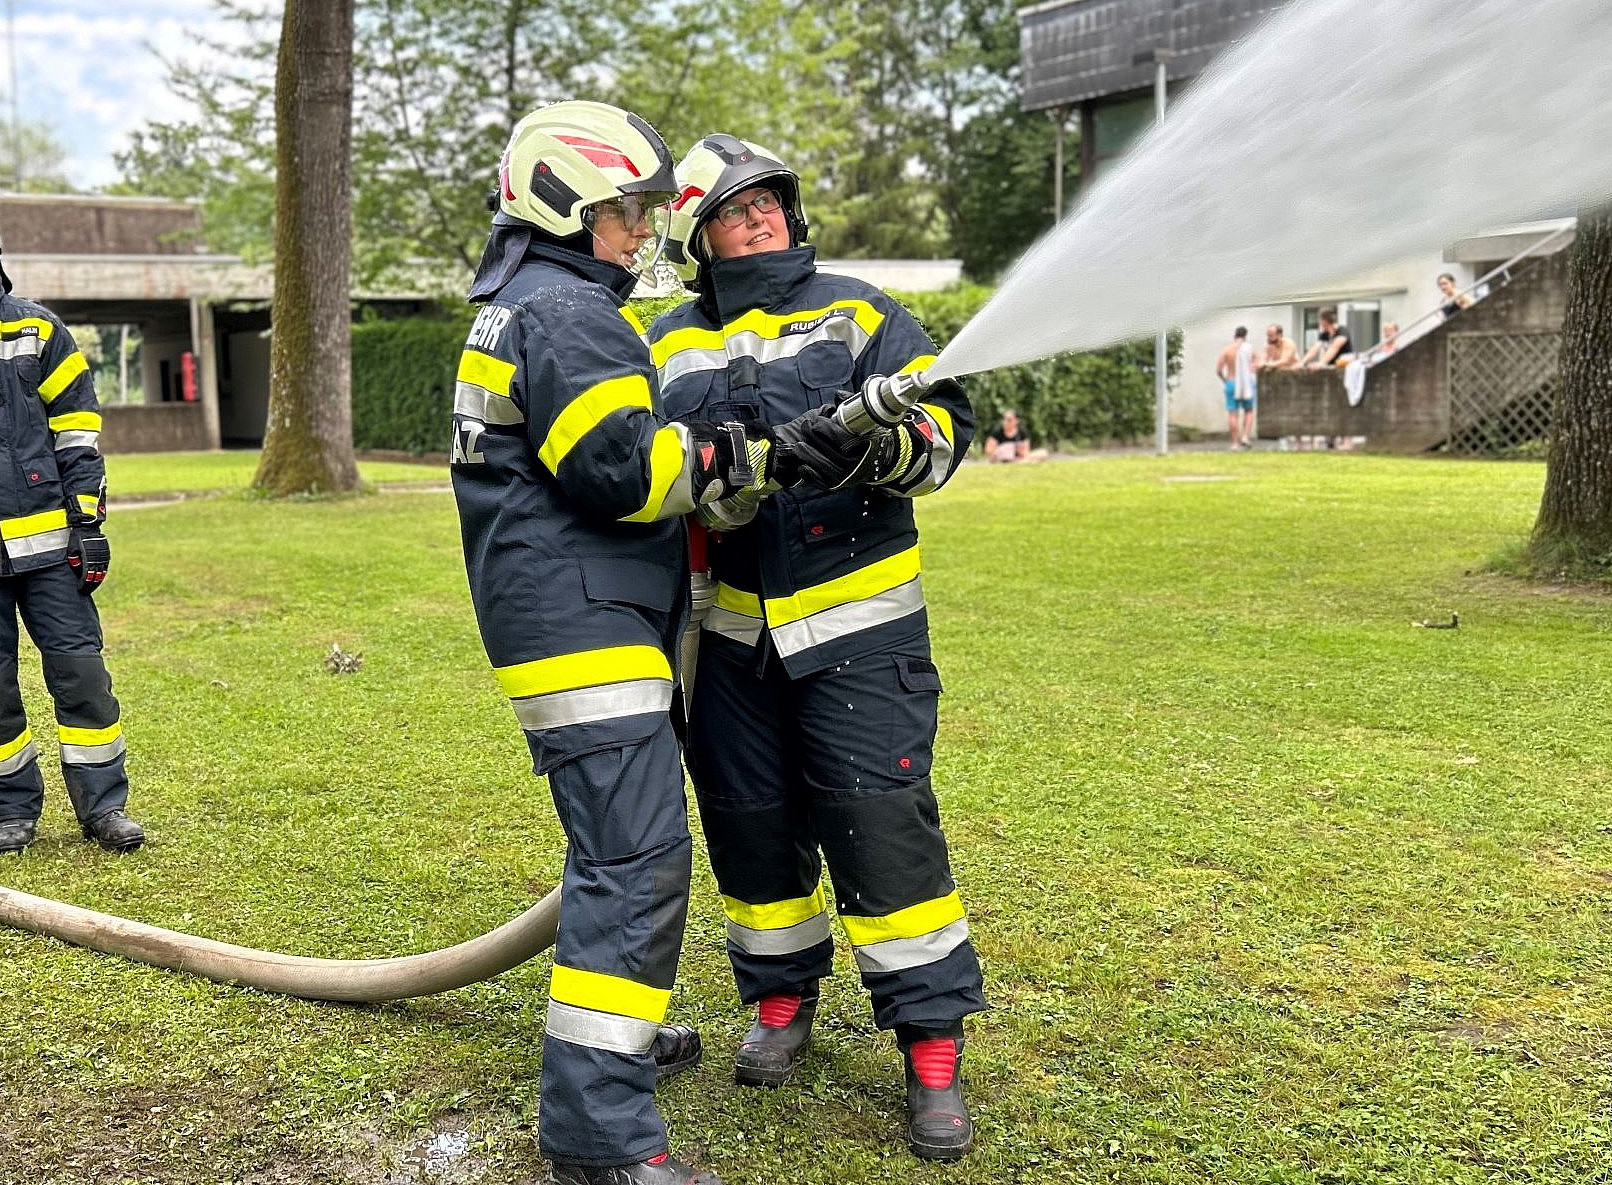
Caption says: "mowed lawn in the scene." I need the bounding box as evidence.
[2,453,1609,1185]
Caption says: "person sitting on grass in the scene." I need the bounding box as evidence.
[984,408,1033,462]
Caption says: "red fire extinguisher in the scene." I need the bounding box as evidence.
[180,351,198,402]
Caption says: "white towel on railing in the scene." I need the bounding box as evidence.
[1344,358,1368,406]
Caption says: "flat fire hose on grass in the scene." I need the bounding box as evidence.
[0,881,560,1002]
[0,373,935,1003]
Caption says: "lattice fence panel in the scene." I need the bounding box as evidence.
[1446,332,1560,455]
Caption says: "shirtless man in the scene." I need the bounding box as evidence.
[1261,324,1299,370]
[1215,327,1257,449]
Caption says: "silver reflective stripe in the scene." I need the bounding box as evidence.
[453,380,524,425]
[704,606,762,647]
[851,918,970,975]
[659,346,726,388]
[60,735,127,766]
[511,678,672,731]
[658,421,697,519]
[546,1000,661,1055]
[727,910,832,957]
[0,741,39,777]
[54,430,100,453]
[769,576,926,659]
[0,336,43,360]
[4,528,70,559]
[891,411,954,497]
[660,315,877,389]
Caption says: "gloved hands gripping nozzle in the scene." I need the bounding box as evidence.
[772,371,933,491]
[833,370,933,437]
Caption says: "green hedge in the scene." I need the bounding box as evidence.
[351,285,1179,454]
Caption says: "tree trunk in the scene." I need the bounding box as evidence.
[1530,204,1612,574]
[254,0,360,496]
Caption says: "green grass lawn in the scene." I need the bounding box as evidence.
[105,450,443,498]
[2,452,1609,1185]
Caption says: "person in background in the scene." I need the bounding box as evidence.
[984,408,1032,462]
[0,245,143,857]
[1379,321,1400,355]
[1260,323,1299,370]
[1298,307,1352,369]
[1216,327,1257,449]
[1437,273,1473,319]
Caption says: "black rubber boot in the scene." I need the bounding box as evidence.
[0,818,36,854]
[902,1036,973,1161]
[651,1023,703,1081]
[81,809,144,853]
[734,988,817,1087]
[550,1152,723,1184]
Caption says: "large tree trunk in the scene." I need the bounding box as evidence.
[1530,203,1612,574]
[254,0,360,496]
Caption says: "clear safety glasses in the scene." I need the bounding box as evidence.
[712,189,782,229]
[587,190,677,280]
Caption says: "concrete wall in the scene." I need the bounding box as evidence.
[102,404,212,454]
[0,194,203,256]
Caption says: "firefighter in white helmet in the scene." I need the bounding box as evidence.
[451,101,787,1185]
[649,135,986,1162]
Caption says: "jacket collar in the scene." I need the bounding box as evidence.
[468,220,636,303]
[698,246,819,322]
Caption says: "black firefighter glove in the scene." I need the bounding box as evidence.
[771,404,904,492]
[686,420,774,504]
[67,527,110,594]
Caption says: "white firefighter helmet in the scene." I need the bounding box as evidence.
[496,100,678,243]
[664,134,809,285]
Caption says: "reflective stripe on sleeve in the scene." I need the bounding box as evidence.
[840,892,970,975]
[75,494,101,517]
[0,727,38,777]
[48,411,101,434]
[897,353,937,377]
[619,305,648,340]
[454,350,522,425]
[723,885,833,956]
[538,374,652,474]
[55,430,100,453]
[620,423,693,523]
[39,353,89,403]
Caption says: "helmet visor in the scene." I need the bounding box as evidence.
[588,190,677,279]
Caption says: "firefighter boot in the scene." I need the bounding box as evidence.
[550,1152,723,1185]
[734,988,817,1087]
[902,1036,973,1161]
[0,818,36,854]
[651,1024,703,1081]
[82,809,144,853]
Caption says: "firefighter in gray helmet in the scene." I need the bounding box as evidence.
[451,102,858,1185]
[650,135,986,1161]
[0,245,144,857]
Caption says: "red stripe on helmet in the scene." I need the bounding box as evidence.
[672,185,706,211]
[555,135,642,177]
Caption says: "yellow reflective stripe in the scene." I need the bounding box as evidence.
[494,645,672,700]
[456,349,515,397]
[916,402,954,447]
[0,509,68,539]
[714,583,762,618]
[538,374,652,474]
[764,545,921,628]
[0,318,53,340]
[840,892,965,947]
[48,410,102,433]
[58,722,122,747]
[620,426,686,523]
[550,965,671,1024]
[39,352,88,403]
[651,325,725,368]
[619,305,647,336]
[723,884,828,931]
[650,301,885,367]
[898,353,937,377]
[0,727,32,762]
[75,494,100,517]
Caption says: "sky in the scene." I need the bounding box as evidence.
[4,0,261,189]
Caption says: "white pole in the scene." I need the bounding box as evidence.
[1154,59,1170,455]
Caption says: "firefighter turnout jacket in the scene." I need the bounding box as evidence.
[0,293,106,570]
[648,247,973,677]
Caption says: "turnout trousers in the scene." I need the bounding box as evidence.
[532,712,692,1168]
[0,561,127,826]
[687,637,986,1033]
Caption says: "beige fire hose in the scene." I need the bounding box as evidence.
[0,882,560,1002]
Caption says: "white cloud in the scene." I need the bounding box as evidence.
[5,1,277,188]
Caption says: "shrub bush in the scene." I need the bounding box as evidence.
[350,285,1180,454]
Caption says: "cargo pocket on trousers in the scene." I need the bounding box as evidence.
[888,654,942,780]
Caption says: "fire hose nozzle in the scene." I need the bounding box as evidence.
[834,371,932,437]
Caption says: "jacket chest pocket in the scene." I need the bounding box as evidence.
[661,370,759,425]
[792,342,855,410]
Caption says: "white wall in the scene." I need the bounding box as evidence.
[1174,251,1471,433]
